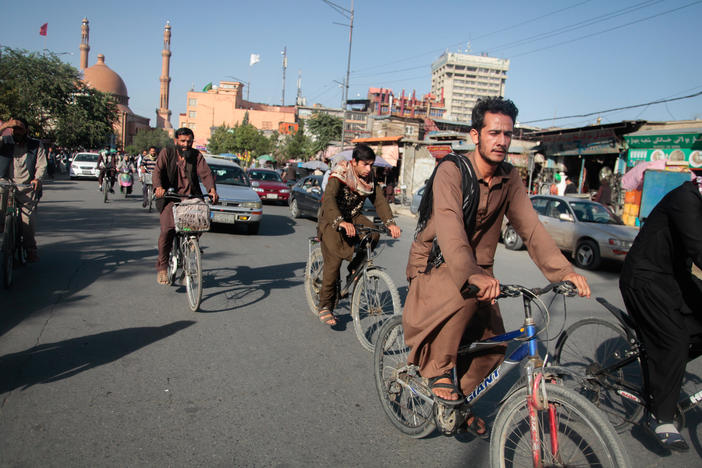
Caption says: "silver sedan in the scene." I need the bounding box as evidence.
[501,195,639,270]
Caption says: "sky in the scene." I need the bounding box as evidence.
[2,0,702,131]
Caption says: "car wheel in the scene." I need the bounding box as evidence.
[503,225,524,250]
[574,239,601,270]
[247,222,260,235]
[290,198,300,218]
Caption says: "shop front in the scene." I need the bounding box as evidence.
[625,127,702,169]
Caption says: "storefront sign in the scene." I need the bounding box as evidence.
[625,133,702,149]
[426,145,452,159]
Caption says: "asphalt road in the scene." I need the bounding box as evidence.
[1,176,700,467]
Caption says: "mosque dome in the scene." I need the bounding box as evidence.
[83,54,130,111]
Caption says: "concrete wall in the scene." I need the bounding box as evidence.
[400,145,436,198]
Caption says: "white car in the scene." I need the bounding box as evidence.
[201,156,263,235]
[69,152,101,179]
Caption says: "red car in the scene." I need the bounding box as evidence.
[247,168,291,204]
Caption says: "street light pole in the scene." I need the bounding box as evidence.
[323,0,354,149]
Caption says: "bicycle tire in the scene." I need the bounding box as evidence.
[2,215,14,289]
[554,318,643,432]
[490,383,630,468]
[351,269,401,352]
[147,185,153,212]
[184,237,203,311]
[374,316,436,438]
[103,178,109,203]
[304,246,324,316]
[167,241,179,286]
[15,216,27,265]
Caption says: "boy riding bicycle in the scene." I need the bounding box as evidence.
[316,143,401,327]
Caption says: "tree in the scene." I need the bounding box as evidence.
[207,123,271,158]
[0,47,117,148]
[306,111,342,155]
[125,128,173,154]
[283,121,311,160]
[207,125,236,154]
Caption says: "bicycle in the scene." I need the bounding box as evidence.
[554,296,702,433]
[160,191,211,312]
[305,223,401,352]
[374,281,630,468]
[100,166,115,203]
[0,181,38,289]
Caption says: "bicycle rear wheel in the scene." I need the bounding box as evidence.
[304,246,323,316]
[351,269,401,352]
[374,315,436,438]
[554,318,643,432]
[490,383,630,468]
[184,237,202,311]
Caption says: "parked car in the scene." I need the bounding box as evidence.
[69,152,101,180]
[202,156,262,235]
[501,195,638,270]
[288,175,377,220]
[247,168,291,204]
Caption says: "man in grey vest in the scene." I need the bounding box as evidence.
[0,117,47,262]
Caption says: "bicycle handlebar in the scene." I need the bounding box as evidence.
[460,281,577,300]
[353,223,390,235]
[156,191,212,201]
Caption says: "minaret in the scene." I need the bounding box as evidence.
[156,21,173,132]
[79,18,90,71]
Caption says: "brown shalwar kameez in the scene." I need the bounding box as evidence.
[317,177,395,312]
[403,153,574,395]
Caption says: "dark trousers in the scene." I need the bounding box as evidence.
[620,278,702,421]
[157,201,176,271]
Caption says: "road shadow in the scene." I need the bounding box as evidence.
[210,213,296,237]
[0,321,194,395]
[197,261,305,313]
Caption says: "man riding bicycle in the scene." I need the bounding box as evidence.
[139,146,158,207]
[152,128,218,285]
[0,117,47,262]
[402,97,589,437]
[316,143,401,327]
[97,149,117,193]
[619,175,702,452]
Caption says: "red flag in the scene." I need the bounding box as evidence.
[39,23,48,36]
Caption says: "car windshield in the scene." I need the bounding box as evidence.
[249,170,282,182]
[569,201,621,224]
[210,164,249,186]
[75,153,99,162]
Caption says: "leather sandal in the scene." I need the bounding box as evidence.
[318,309,337,326]
[157,270,169,285]
[428,373,463,406]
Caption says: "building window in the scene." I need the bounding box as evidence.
[405,125,415,136]
[189,111,197,118]
[189,98,197,106]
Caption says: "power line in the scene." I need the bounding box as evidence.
[521,89,702,124]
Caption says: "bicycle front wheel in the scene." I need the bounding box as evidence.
[147,185,153,212]
[103,178,109,203]
[554,318,643,432]
[184,237,202,311]
[351,269,401,352]
[2,215,14,289]
[374,316,436,438]
[490,383,630,468]
[304,246,323,316]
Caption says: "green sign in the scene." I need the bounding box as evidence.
[625,132,702,149]
[627,148,702,168]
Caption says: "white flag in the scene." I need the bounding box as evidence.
[249,53,260,66]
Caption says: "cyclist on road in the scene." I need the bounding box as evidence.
[619,175,702,452]
[139,146,158,207]
[316,143,401,327]
[97,149,117,193]
[0,117,47,262]
[152,128,218,285]
[402,97,589,437]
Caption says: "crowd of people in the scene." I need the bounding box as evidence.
[1,97,700,456]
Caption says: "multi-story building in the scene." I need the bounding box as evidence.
[178,81,296,149]
[367,88,445,119]
[431,52,509,123]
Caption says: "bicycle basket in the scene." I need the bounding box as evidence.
[173,199,210,232]
[143,172,152,185]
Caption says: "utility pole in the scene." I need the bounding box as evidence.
[324,0,354,149]
[281,46,287,106]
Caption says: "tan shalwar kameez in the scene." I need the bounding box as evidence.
[403,153,574,395]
